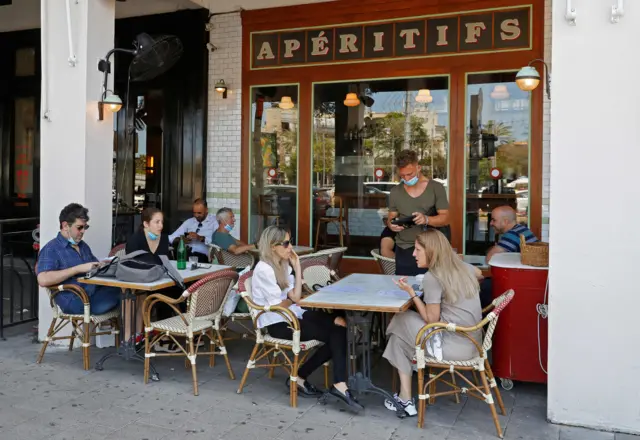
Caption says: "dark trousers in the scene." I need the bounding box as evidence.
[155,286,186,321]
[267,310,347,384]
[395,246,428,276]
[479,277,494,310]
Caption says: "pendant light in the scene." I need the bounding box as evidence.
[279,96,294,109]
[490,85,510,100]
[344,92,360,107]
[415,89,433,103]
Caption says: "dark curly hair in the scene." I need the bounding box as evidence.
[59,203,89,228]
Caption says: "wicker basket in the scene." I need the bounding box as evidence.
[520,235,549,267]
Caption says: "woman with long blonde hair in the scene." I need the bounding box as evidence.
[382,229,482,416]
[251,226,363,411]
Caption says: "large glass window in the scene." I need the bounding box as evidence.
[313,77,449,257]
[13,97,36,199]
[464,72,531,258]
[249,85,299,243]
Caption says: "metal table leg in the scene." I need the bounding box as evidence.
[94,288,159,381]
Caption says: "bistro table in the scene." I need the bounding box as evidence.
[248,245,315,257]
[79,261,231,380]
[300,273,419,418]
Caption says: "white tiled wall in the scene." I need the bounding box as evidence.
[206,12,243,237]
[541,0,551,241]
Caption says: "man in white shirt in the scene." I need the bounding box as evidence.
[168,199,218,262]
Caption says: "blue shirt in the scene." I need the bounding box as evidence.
[37,232,100,299]
[497,224,538,253]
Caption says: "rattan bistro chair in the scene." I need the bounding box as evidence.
[108,243,126,258]
[209,244,255,269]
[37,284,120,371]
[371,249,396,275]
[415,290,515,437]
[300,259,339,295]
[142,269,238,396]
[220,270,256,340]
[237,277,330,408]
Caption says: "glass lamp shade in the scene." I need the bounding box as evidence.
[516,66,541,92]
[490,84,510,100]
[214,80,227,93]
[279,96,294,109]
[103,94,123,113]
[344,92,361,107]
[415,89,433,103]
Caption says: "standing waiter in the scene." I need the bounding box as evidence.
[387,150,450,276]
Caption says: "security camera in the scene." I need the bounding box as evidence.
[206,43,217,53]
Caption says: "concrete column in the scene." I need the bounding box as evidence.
[39,0,116,342]
[548,1,640,434]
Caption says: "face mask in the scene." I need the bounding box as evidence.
[224,224,234,233]
[402,176,419,186]
[147,231,158,240]
[67,227,79,245]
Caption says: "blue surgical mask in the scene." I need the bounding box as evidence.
[402,176,419,186]
[224,224,234,232]
[67,228,78,245]
[147,231,158,240]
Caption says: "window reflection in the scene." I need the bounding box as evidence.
[465,72,530,258]
[313,77,449,257]
[250,86,299,243]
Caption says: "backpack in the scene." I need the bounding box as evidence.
[86,250,185,289]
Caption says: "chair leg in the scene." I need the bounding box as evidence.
[268,352,276,379]
[485,360,507,416]
[480,369,503,438]
[290,353,299,408]
[83,321,91,371]
[36,318,57,364]
[237,343,260,394]
[315,221,322,250]
[429,367,436,405]
[112,318,120,349]
[215,329,235,380]
[417,366,426,428]
[208,329,216,368]
[323,362,330,389]
[69,319,77,351]
[451,370,461,404]
[188,337,199,396]
[338,221,344,247]
[143,328,150,385]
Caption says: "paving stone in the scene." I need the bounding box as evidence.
[277,420,341,440]
[615,434,640,439]
[109,422,173,440]
[560,426,615,440]
[223,421,284,440]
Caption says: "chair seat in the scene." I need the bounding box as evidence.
[60,308,120,324]
[229,312,252,319]
[263,334,323,351]
[413,354,486,369]
[151,316,213,334]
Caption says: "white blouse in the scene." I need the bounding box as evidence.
[251,261,305,328]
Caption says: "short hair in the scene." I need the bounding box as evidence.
[216,207,233,223]
[396,150,419,168]
[59,203,89,228]
[193,198,207,208]
[493,206,517,222]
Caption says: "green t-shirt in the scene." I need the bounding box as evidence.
[388,180,449,249]
[212,231,237,251]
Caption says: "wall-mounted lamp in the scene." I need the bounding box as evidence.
[98,92,123,121]
[215,79,228,98]
[565,0,577,25]
[611,0,624,23]
[279,96,294,109]
[490,85,510,100]
[344,92,360,107]
[415,89,433,103]
[516,59,551,100]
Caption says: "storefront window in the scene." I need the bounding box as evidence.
[249,85,299,243]
[312,77,449,257]
[464,72,531,258]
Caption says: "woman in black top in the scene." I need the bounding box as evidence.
[126,208,171,264]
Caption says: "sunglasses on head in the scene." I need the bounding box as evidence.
[275,240,291,248]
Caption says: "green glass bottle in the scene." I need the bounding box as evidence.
[177,237,187,270]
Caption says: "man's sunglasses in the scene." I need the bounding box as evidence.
[72,224,90,231]
[275,240,291,248]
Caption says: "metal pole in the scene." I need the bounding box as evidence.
[0,223,4,340]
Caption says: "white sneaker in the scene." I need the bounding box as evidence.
[384,393,418,417]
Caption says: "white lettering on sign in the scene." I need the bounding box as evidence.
[311,31,330,56]
[399,29,420,49]
[339,34,358,53]
[465,22,487,43]
[283,39,301,58]
[373,32,385,52]
[436,25,449,46]
[500,19,521,41]
[257,41,275,60]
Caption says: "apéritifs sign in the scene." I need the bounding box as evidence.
[251,6,531,69]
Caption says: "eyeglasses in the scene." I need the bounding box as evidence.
[74,224,90,231]
[196,223,202,234]
[275,240,291,248]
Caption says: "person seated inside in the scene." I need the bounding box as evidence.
[479,206,539,308]
[380,217,397,259]
[382,229,482,417]
[127,207,184,353]
[36,203,120,315]
[251,226,363,411]
[168,198,218,263]
[212,208,256,255]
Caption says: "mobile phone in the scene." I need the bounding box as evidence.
[391,216,415,227]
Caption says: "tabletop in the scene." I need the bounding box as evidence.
[299,273,417,313]
[79,261,232,291]
[489,252,548,270]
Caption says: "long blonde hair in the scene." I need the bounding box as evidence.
[257,226,290,290]
[416,229,479,304]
